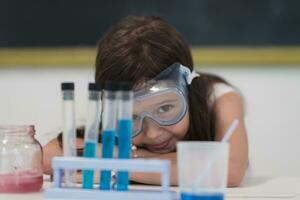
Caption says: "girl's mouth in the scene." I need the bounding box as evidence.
[147,138,172,151]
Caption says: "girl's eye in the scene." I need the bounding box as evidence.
[158,104,174,113]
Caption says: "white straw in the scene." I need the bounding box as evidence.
[192,118,240,190]
[221,118,239,143]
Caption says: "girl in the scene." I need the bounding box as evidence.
[43,16,248,187]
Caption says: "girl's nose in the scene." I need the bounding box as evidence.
[142,117,163,139]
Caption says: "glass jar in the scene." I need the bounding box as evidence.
[0,125,43,193]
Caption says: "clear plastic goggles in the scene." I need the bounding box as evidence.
[131,63,198,137]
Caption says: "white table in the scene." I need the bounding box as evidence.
[1,176,299,200]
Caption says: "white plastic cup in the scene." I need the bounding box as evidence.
[177,142,229,200]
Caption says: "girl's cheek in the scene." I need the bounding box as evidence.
[131,134,144,145]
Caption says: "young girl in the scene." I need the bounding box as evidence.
[43,16,248,187]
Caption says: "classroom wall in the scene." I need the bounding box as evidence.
[0,66,299,177]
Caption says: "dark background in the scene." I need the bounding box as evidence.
[1,0,299,47]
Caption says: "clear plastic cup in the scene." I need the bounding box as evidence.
[177,142,229,200]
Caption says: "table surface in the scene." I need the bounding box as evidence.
[0,176,299,200]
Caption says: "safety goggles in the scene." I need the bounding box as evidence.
[131,63,199,137]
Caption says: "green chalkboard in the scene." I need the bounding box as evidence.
[0,0,299,47]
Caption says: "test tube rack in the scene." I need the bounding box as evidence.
[44,157,175,200]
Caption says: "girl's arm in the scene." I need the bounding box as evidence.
[212,92,249,187]
[42,138,63,174]
[42,137,171,184]
[129,151,178,185]
[42,137,84,174]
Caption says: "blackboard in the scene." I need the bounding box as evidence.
[0,0,299,47]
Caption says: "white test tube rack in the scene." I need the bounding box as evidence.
[44,157,175,200]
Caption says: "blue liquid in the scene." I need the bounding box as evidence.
[100,130,115,190]
[116,119,132,191]
[181,192,224,200]
[82,140,97,189]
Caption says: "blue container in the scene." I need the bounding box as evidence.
[117,119,132,190]
[181,192,224,200]
[100,130,115,190]
[82,140,97,189]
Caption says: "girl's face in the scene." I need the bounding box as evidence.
[131,109,189,153]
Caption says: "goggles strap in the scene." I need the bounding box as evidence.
[180,64,200,85]
[187,70,200,85]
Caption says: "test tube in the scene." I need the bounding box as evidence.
[61,82,77,187]
[116,82,133,191]
[99,81,118,190]
[82,83,102,189]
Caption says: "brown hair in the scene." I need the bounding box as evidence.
[95,16,229,141]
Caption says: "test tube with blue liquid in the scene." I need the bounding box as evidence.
[100,81,118,190]
[61,82,77,187]
[116,82,133,191]
[82,83,102,189]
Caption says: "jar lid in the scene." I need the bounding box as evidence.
[0,125,35,136]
